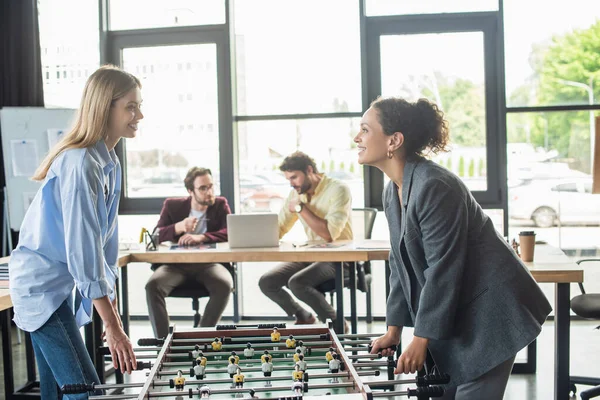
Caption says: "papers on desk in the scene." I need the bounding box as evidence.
[354,240,391,250]
[309,243,345,249]
[169,243,216,251]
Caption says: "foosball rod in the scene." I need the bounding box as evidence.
[62,370,381,394]
[162,353,381,367]
[366,374,451,387]
[371,386,445,398]
[160,339,372,351]
[157,361,388,375]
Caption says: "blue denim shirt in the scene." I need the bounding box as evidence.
[9,140,121,332]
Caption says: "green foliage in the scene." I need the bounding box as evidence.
[339,161,345,171]
[349,163,355,173]
[321,160,327,172]
[468,158,475,177]
[478,158,486,176]
[508,20,600,172]
[329,160,335,172]
[458,156,465,177]
[446,158,453,171]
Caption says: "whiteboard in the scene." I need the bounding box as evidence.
[0,107,76,230]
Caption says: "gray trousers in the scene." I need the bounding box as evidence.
[439,355,516,400]
[145,263,233,338]
[258,261,347,322]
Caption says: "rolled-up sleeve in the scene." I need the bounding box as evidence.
[61,156,112,300]
[324,184,352,241]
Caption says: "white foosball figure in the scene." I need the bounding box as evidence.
[261,351,274,387]
[295,340,307,355]
[227,356,239,378]
[292,380,304,395]
[295,354,307,372]
[191,344,202,359]
[243,343,255,359]
[328,353,341,383]
[199,384,211,398]
[192,359,206,380]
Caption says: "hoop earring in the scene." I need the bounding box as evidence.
[387,150,394,159]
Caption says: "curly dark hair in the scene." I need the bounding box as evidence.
[279,151,318,174]
[370,97,450,159]
[184,167,212,191]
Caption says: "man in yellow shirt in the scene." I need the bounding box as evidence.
[258,152,353,329]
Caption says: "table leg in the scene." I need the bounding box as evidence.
[349,262,357,334]
[233,263,240,323]
[1,309,14,399]
[335,262,345,334]
[120,264,130,336]
[555,282,570,400]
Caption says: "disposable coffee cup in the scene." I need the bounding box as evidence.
[519,231,536,262]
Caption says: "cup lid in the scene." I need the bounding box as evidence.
[519,231,535,236]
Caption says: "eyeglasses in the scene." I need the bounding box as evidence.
[194,184,214,193]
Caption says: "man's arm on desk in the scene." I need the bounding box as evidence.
[203,197,231,243]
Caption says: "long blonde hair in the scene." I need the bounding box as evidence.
[32,65,141,181]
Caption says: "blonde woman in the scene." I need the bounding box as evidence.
[9,65,142,399]
[359,97,551,399]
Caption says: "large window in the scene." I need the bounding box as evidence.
[366,0,498,16]
[234,0,362,115]
[504,0,600,108]
[38,0,100,108]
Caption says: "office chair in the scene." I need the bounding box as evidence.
[168,263,237,327]
[569,258,600,400]
[316,207,378,326]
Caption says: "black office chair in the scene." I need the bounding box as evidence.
[168,263,237,327]
[316,207,378,325]
[569,258,600,400]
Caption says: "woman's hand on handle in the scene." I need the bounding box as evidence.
[395,336,429,375]
[370,326,402,357]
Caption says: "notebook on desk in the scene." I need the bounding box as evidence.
[227,213,279,248]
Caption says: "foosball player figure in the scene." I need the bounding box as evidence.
[248,389,259,399]
[233,366,245,389]
[211,337,222,351]
[230,351,240,364]
[227,356,239,378]
[292,363,304,381]
[244,343,255,359]
[271,327,281,342]
[286,334,296,349]
[293,348,303,362]
[295,340,307,355]
[295,354,307,372]
[328,353,341,383]
[191,344,203,359]
[261,351,274,387]
[199,385,211,398]
[325,347,336,362]
[174,370,186,391]
[192,358,206,380]
[292,380,304,395]
[192,352,207,368]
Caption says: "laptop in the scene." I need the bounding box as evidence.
[227,213,280,248]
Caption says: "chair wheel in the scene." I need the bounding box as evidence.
[569,382,577,396]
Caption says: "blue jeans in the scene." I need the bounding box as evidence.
[30,299,102,399]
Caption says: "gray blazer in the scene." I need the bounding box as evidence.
[384,157,552,387]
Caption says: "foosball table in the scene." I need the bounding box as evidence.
[61,323,449,399]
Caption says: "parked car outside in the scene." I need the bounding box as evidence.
[509,177,600,227]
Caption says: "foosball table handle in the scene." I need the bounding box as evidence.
[137,361,152,370]
[368,344,398,353]
[138,338,164,346]
[407,385,445,398]
[61,383,95,394]
[417,373,451,385]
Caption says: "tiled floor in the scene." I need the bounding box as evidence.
[1,318,599,399]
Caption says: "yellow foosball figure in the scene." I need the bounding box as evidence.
[211,337,222,351]
[325,347,336,362]
[229,351,240,364]
[233,367,245,389]
[293,348,303,363]
[197,355,208,367]
[292,364,304,381]
[271,327,281,342]
[286,334,296,349]
[261,350,273,364]
[174,370,185,391]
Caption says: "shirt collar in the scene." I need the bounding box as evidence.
[92,140,117,174]
[299,173,326,203]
